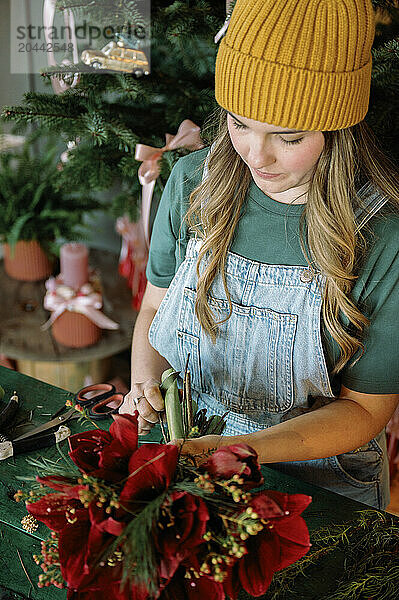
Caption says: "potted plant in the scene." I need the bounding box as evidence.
[0,139,101,281]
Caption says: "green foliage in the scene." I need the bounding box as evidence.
[1,1,226,218]
[106,491,168,596]
[0,135,102,252]
[1,0,398,222]
[262,509,399,600]
[56,0,148,32]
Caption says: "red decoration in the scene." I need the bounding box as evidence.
[23,413,312,598]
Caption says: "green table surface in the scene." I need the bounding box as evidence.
[0,366,396,600]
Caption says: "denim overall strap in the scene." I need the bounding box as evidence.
[354,181,390,233]
[148,147,390,509]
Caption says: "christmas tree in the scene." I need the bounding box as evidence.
[2,0,227,220]
[1,0,398,222]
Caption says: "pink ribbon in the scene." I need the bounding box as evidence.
[134,119,205,246]
[41,278,119,331]
[116,120,205,311]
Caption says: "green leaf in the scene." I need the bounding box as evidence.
[7,212,33,248]
[161,368,184,441]
[30,180,48,211]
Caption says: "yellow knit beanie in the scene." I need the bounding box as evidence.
[215,0,375,131]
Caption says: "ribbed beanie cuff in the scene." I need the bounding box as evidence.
[215,39,373,130]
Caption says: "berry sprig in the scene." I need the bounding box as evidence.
[33,534,65,589]
[65,398,100,429]
[194,472,251,503]
[14,486,50,503]
[195,507,272,583]
[77,473,120,514]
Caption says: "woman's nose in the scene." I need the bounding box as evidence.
[248,143,277,170]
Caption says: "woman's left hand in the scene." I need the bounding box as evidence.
[168,435,224,466]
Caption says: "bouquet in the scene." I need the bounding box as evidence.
[15,370,312,599]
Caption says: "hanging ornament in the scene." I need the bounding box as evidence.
[81,38,149,77]
[214,15,231,44]
[60,138,80,164]
[43,0,80,94]
[57,137,80,171]
[115,215,148,312]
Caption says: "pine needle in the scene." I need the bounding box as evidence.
[17,549,34,590]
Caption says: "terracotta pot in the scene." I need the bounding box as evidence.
[51,311,101,348]
[3,240,53,281]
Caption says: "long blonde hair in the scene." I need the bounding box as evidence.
[185,106,399,374]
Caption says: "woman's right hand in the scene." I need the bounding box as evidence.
[119,378,165,435]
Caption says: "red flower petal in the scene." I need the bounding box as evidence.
[26,494,86,532]
[109,413,138,453]
[238,533,280,596]
[202,443,263,488]
[68,429,112,453]
[68,430,112,473]
[59,519,91,588]
[249,491,312,521]
[101,517,125,537]
[263,491,312,518]
[160,567,225,600]
[222,564,241,600]
[248,493,285,519]
[96,438,131,481]
[88,502,125,537]
[273,517,311,569]
[120,444,178,507]
[156,492,209,580]
[36,475,84,499]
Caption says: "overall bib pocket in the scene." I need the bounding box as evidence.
[177,287,298,415]
[176,329,203,390]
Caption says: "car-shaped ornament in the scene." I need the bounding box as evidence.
[81,41,149,76]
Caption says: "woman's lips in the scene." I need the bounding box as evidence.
[253,168,282,180]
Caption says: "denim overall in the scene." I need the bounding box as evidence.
[148,148,390,510]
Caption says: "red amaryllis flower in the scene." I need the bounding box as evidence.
[68,413,139,482]
[119,443,179,511]
[26,493,85,533]
[223,491,312,598]
[58,514,147,600]
[156,491,210,581]
[27,491,147,600]
[201,443,263,489]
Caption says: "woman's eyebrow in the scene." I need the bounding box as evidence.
[227,111,306,134]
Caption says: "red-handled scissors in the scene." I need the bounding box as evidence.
[13,383,124,442]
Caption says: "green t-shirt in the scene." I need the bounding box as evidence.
[147,147,399,395]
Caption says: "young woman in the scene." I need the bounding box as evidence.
[120,0,399,510]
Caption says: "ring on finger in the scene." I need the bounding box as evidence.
[133,395,145,407]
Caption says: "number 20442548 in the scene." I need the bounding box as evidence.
[18,42,74,53]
